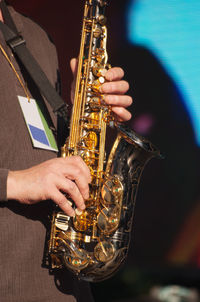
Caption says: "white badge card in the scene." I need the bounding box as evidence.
[18,96,58,152]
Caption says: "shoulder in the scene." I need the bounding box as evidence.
[9,6,57,62]
[9,6,59,84]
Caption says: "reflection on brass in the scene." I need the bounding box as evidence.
[98,15,107,26]
[97,206,121,234]
[94,241,115,262]
[63,248,90,271]
[73,210,93,232]
[101,176,123,205]
[84,131,98,149]
[48,0,161,282]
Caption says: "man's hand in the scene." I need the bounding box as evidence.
[70,58,133,122]
[7,157,91,217]
[7,59,132,217]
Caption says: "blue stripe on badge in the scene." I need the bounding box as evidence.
[28,124,50,146]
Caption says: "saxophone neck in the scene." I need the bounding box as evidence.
[68,0,110,154]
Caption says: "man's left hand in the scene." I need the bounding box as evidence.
[70,58,133,122]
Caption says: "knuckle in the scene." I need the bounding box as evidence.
[74,166,82,177]
[73,156,83,165]
[118,107,125,116]
[109,82,115,93]
[81,183,89,193]
[104,82,114,93]
[104,95,110,105]
[110,71,116,81]
[56,197,65,208]
[105,95,115,105]
[106,69,113,80]
[113,107,124,117]
[112,95,119,104]
[43,188,51,199]
[67,181,76,192]
[106,70,114,81]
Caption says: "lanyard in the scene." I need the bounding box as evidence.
[0,42,31,101]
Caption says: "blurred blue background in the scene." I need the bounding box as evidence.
[127,0,200,146]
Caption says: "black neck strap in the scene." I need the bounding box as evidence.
[0,0,18,33]
[0,1,69,124]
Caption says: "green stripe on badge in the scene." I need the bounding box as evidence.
[36,103,58,152]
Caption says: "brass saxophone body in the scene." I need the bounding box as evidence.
[48,0,161,282]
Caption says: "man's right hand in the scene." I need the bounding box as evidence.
[7,156,91,217]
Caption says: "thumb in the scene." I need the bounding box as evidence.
[70,58,78,76]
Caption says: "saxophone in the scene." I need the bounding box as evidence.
[48,0,161,282]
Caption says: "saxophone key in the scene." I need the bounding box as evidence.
[97,206,121,234]
[97,15,107,26]
[73,210,93,232]
[92,63,106,77]
[94,241,115,263]
[92,77,105,92]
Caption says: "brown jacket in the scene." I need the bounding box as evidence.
[0,6,93,302]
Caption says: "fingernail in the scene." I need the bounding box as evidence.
[80,202,86,210]
[100,69,107,77]
[84,192,89,200]
[75,208,83,216]
[67,200,73,207]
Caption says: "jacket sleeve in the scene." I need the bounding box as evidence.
[0,169,9,202]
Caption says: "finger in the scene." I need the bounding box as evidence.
[105,67,124,82]
[66,166,90,200]
[56,157,91,184]
[104,95,133,108]
[111,106,132,122]
[46,157,90,199]
[57,177,86,211]
[70,57,78,76]
[59,157,91,199]
[51,189,75,217]
[70,58,78,103]
[65,156,91,184]
[100,80,129,95]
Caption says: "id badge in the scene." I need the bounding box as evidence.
[18,96,58,152]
